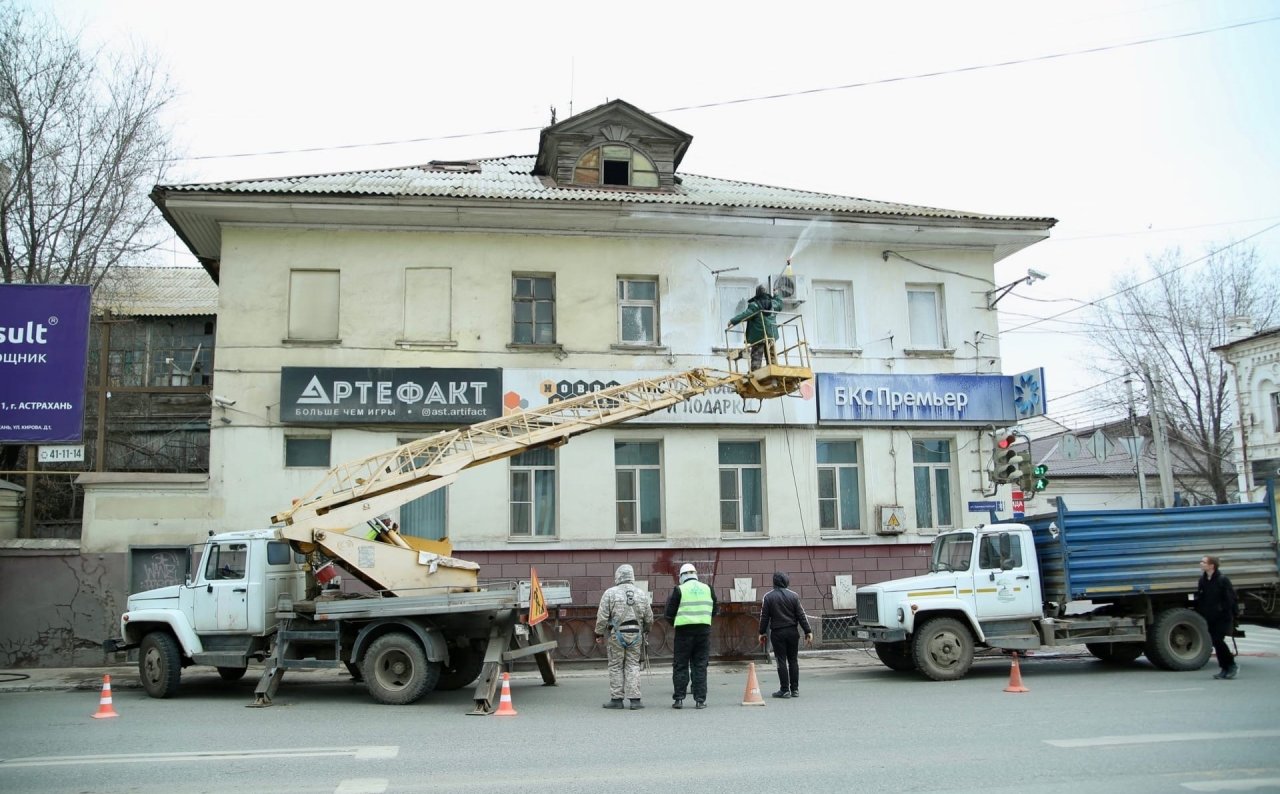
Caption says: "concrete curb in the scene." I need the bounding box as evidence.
[0,648,883,694]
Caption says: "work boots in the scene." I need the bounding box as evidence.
[603,698,625,709]
[629,699,644,710]
[672,699,684,709]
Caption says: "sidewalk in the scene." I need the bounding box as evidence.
[0,648,881,694]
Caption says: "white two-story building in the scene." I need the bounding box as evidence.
[81,98,1056,617]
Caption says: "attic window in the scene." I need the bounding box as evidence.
[574,145,658,188]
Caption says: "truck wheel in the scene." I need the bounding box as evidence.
[1145,608,1211,671]
[139,632,182,698]
[216,666,247,682]
[912,617,974,681]
[361,633,441,705]
[435,642,485,691]
[1085,642,1144,664]
[874,641,918,672]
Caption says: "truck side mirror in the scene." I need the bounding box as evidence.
[998,532,1015,570]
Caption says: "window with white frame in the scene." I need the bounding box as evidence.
[512,275,555,345]
[397,437,448,540]
[618,278,658,345]
[813,281,854,349]
[615,441,662,536]
[287,270,340,341]
[717,279,754,344]
[906,284,946,349]
[719,441,764,534]
[817,439,862,532]
[1271,391,1280,432]
[912,438,954,530]
[403,268,452,342]
[510,447,556,537]
[284,435,330,468]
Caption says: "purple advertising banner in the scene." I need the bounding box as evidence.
[0,284,92,443]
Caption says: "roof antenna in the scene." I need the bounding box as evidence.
[698,258,739,276]
[568,56,575,117]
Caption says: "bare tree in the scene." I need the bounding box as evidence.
[1090,245,1280,503]
[1,2,176,473]
[0,1,175,286]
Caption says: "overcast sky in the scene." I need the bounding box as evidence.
[28,0,1280,428]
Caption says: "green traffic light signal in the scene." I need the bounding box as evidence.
[1032,463,1049,492]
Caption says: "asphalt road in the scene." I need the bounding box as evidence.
[1,633,1278,794]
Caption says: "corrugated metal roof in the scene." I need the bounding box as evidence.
[94,266,217,316]
[158,156,1054,224]
[1030,427,1234,478]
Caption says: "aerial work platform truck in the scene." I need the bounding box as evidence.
[109,315,813,710]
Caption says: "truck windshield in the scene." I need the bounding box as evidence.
[931,532,973,572]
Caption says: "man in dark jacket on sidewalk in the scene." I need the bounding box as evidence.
[1196,555,1239,680]
[757,571,812,698]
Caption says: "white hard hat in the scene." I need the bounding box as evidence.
[679,563,697,577]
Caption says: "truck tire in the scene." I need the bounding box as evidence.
[912,617,975,681]
[1085,641,1145,664]
[139,631,182,698]
[874,641,918,672]
[361,633,441,705]
[1145,608,1211,671]
[217,666,247,682]
[435,642,485,691]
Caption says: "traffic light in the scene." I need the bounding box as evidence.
[990,428,1021,484]
[1018,461,1049,494]
[1032,463,1050,492]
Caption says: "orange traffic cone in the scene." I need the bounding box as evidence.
[741,662,766,706]
[1003,652,1029,693]
[493,672,518,716]
[92,674,119,719]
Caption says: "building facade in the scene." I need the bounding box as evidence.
[64,99,1056,664]
[1215,320,1280,502]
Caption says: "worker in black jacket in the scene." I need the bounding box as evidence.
[1196,555,1239,680]
[757,571,813,698]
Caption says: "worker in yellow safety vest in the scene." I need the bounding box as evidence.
[664,562,718,709]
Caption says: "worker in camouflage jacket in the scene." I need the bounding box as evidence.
[595,563,653,710]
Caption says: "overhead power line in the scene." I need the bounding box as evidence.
[180,15,1280,163]
[1002,219,1280,334]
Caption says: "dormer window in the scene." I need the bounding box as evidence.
[574,144,659,188]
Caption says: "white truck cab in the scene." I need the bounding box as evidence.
[112,531,308,695]
[853,524,1049,680]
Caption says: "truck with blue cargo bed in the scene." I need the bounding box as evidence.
[850,486,1280,680]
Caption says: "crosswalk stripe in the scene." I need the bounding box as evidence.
[1182,778,1280,791]
[335,780,389,794]
[0,746,399,768]
[1046,729,1280,748]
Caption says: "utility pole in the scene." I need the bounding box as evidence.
[1124,374,1148,508]
[1142,365,1176,508]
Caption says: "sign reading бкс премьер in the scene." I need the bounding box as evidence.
[0,284,91,443]
[279,367,501,424]
[817,370,1045,424]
